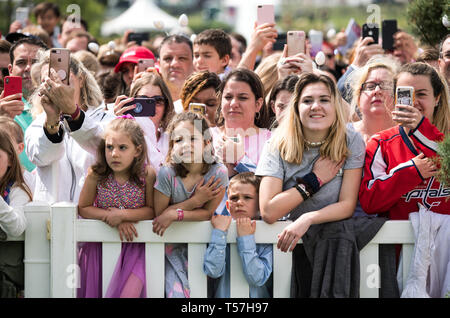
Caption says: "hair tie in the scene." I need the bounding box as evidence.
[119,114,135,120]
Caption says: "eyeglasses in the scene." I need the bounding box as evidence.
[1,68,9,77]
[361,81,393,91]
[136,95,166,106]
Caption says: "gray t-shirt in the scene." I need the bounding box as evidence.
[255,125,365,220]
[155,163,229,204]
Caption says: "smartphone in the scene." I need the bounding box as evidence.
[127,32,149,45]
[362,23,379,44]
[273,32,287,51]
[16,7,29,28]
[137,59,155,73]
[3,76,22,98]
[257,4,275,25]
[382,19,397,51]
[189,102,206,115]
[395,86,414,111]
[123,98,156,117]
[308,30,323,57]
[49,48,70,85]
[287,31,305,56]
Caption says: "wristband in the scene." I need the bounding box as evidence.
[294,183,310,201]
[300,172,321,194]
[66,104,81,121]
[176,208,184,221]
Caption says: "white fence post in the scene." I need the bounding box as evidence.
[50,202,78,298]
[23,201,51,298]
[146,242,165,298]
[273,247,292,298]
[359,243,380,298]
[188,243,207,297]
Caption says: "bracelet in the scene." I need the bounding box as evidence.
[45,120,60,132]
[176,208,184,221]
[294,183,310,201]
[66,104,81,121]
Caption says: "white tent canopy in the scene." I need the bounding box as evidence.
[101,0,179,36]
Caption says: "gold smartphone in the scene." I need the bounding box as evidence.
[189,102,206,115]
[49,48,71,85]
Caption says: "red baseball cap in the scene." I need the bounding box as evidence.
[114,46,155,73]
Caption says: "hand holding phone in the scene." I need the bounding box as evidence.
[123,97,156,117]
[362,23,379,44]
[0,77,24,118]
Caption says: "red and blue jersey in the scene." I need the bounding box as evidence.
[359,117,450,220]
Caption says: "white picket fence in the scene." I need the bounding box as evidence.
[10,201,415,298]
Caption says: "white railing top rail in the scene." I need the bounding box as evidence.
[49,202,416,298]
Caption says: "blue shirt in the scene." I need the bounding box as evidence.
[203,228,273,298]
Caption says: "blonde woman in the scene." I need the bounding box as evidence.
[256,73,365,251]
[26,50,115,203]
[348,55,400,143]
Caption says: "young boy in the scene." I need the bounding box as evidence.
[193,29,232,79]
[203,172,273,298]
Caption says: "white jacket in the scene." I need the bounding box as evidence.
[25,105,115,204]
[0,183,30,237]
[401,204,450,298]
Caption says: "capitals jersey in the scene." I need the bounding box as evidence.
[359,117,450,220]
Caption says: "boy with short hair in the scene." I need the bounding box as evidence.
[193,29,232,79]
[203,172,273,298]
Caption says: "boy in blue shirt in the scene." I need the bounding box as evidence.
[203,172,273,298]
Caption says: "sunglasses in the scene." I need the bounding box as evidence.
[136,95,166,106]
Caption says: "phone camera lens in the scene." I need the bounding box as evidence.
[135,103,143,113]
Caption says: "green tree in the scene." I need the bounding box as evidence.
[407,0,449,47]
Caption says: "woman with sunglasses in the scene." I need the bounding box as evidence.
[114,72,175,172]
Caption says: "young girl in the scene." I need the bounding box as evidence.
[78,117,156,298]
[0,116,35,196]
[152,112,228,298]
[0,130,32,297]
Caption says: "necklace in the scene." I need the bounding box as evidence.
[304,139,326,148]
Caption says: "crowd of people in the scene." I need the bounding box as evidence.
[0,1,449,298]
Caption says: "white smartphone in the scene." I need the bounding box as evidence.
[287,30,306,56]
[308,30,323,56]
[395,86,414,111]
[16,7,29,28]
